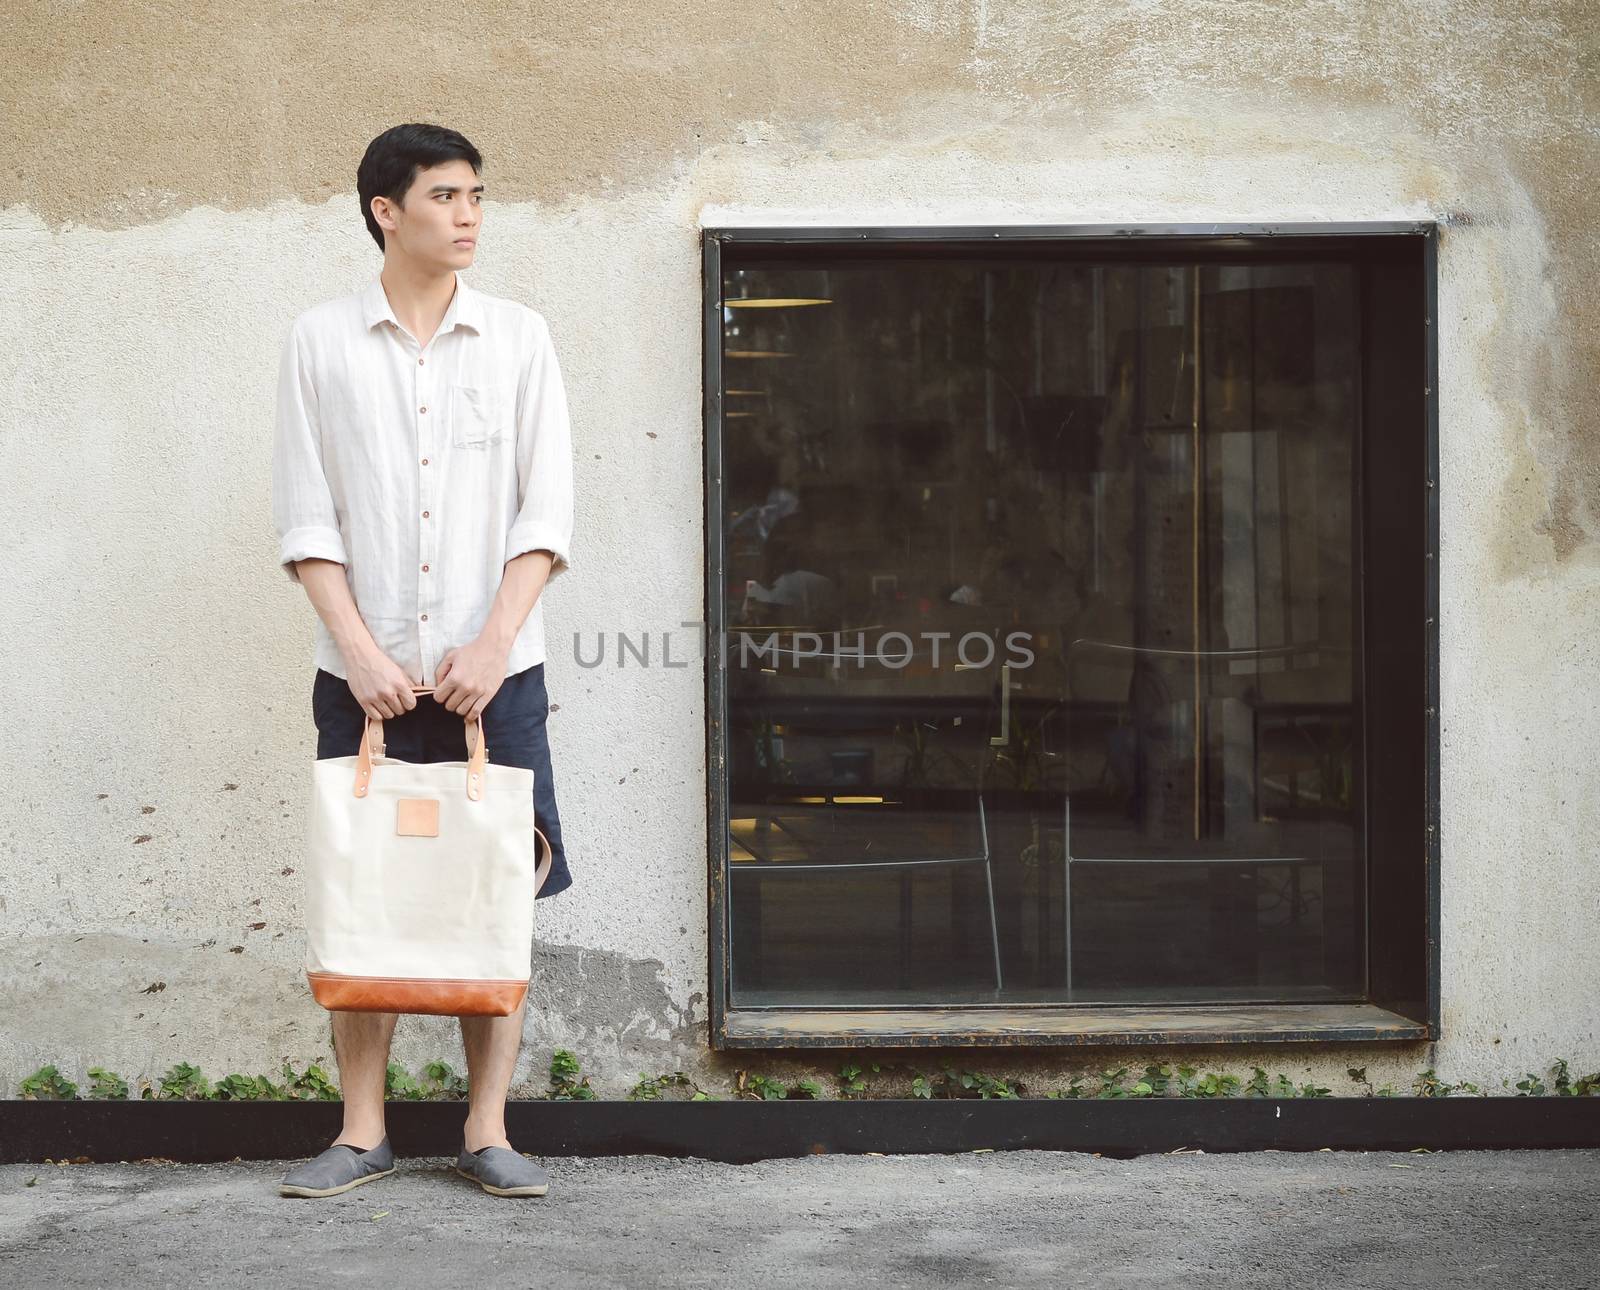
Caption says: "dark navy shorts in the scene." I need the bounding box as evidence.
[311,663,573,900]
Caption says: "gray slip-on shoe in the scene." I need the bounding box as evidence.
[278,1137,396,1198]
[454,1141,550,1197]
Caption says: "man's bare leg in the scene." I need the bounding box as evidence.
[330,1010,398,1150]
[460,995,527,1152]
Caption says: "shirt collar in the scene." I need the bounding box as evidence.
[360,271,485,336]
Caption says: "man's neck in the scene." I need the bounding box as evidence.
[378,261,458,348]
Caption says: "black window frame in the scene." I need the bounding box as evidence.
[702,222,1440,1049]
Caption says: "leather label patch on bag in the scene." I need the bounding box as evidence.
[396,798,440,837]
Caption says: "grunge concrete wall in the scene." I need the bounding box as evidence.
[1,1,1596,1098]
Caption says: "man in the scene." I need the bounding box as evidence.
[271,123,575,1200]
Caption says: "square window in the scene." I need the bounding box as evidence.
[704,224,1439,1047]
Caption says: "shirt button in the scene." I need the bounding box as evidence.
[418,358,425,366]
[421,564,429,572]
[420,405,428,414]
[422,510,430,518]
[420,613,428,621]
[421,457,429,465]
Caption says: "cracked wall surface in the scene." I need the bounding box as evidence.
[1,1,1596,1096]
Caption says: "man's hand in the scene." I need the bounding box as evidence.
[291,559,418,721]
[345,650,420,721]
[434,636,511,720]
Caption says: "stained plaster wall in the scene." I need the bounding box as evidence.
[0,1,1596,1098]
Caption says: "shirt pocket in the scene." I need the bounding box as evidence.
[449,382,515,449]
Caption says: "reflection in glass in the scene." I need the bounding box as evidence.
[720,254,1365,1007]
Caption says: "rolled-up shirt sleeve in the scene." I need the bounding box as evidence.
[272,318,348,584]
[504,311,575,581]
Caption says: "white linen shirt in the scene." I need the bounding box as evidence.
[272,271,573,686]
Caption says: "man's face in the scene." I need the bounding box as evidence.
[379,158,482,267]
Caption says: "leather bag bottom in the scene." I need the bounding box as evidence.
[307,972,529,1017]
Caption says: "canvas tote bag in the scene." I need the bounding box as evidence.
[302,685,553,1017]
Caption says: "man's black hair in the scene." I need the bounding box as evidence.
[356,123,484,253]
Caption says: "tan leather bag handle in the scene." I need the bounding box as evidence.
[532,821,554,894]
[353,685,488,800]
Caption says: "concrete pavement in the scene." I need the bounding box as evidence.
[1,1148,1596,1287]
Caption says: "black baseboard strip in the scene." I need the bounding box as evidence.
[4,1098,1599,1165]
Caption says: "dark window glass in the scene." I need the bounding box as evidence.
[715,240,1417,1010]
